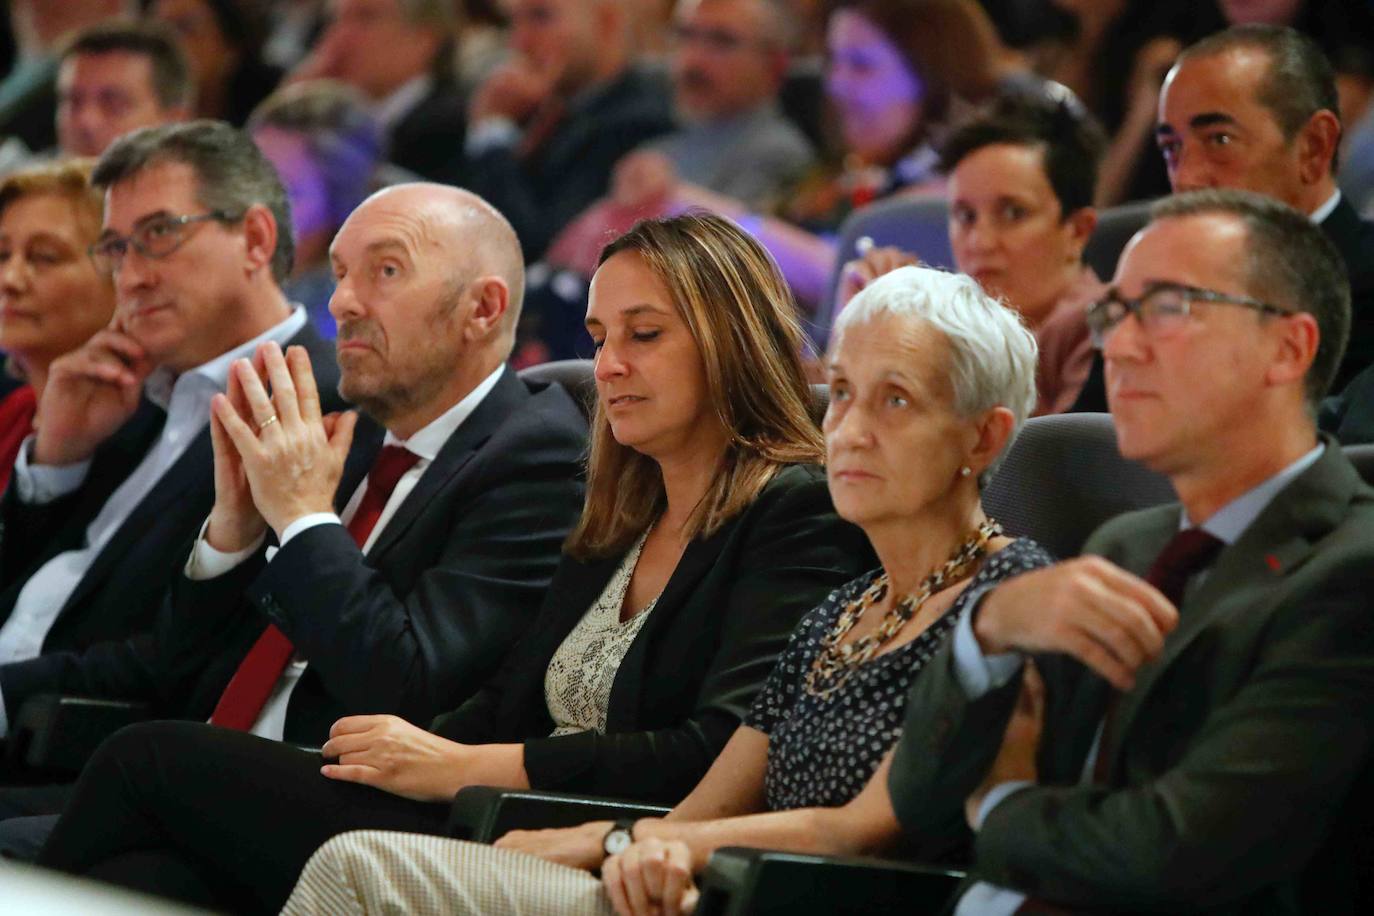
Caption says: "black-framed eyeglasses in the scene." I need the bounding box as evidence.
[1086,281,1294,349]
[88,210,242,276]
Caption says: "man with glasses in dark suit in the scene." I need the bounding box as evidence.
[886,189,1374,914]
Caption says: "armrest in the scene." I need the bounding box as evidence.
[448,786,671,841]
[7,695,152,775]
[696,846,965,916]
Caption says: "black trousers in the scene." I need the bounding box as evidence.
[0,782,71,860]
[37,721,451,914]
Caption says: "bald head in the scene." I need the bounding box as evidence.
[343,183,525,341]
[328,183,525,434]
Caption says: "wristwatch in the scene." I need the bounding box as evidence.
[602,818,638,857]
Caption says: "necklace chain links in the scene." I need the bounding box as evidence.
[804,519,1002,699]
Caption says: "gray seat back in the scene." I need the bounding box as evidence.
[982,413,1176,559]
[1083,199,1154,282]
[1344,444,1374,484]
[818,196,954,347]
[517,359,595,420]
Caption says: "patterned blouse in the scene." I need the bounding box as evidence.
[745,538,1052,811]
[544,531,658,736]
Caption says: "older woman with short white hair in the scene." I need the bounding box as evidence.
[279,265,1051,916]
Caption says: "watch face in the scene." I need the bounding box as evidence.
[604,828,632,857]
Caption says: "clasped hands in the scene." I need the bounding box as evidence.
[496,823,699,916]
[204,341,356,553]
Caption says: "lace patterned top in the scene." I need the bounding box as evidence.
[744,538,1052,811]
[545,531,658,736]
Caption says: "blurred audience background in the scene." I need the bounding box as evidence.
[1,1,1369,362]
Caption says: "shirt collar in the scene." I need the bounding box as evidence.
[1310,189,1342,225]
[143,306,308,409]
[1182,442,1324,544]
[372,75,433,133]
[382,364,505,461]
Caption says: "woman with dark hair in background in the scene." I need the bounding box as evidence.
[146,0,283,125]
[839,89,1108,415]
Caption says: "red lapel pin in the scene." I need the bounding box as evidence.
[1264,554,1282,573]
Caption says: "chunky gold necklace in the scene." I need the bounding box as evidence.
[804,519,1002,699]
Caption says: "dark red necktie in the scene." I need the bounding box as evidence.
[208,446,421,730]
[1091,527,1224,782]
[1018,529,1225,912]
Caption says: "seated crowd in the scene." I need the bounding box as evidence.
[0,3,1372,915]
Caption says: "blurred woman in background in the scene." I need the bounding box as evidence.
[839,90,1107,415]
[0,159,115,491]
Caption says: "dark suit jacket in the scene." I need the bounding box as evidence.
[464,66,673,260]
[147,367,588,744]
[888,442,1374,914]
[388,78,468,185]
[431,463,875,804]
[0,322,340,723]
[1323,196,1374,391]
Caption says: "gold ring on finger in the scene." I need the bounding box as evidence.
[257,414,279,433]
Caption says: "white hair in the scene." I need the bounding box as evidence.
[831,265,1039,483]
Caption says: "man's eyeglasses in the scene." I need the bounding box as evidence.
[1086,282,1294,349]
[89,210,242,276]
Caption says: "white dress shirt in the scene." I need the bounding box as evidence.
[185,364,505,741]
[952,443,1324,915]
[0,307,308,737]
[1311,188,1342,225]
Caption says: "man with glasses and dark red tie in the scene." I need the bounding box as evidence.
[881,189,1374,915]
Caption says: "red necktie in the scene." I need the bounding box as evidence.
[1018,529,1225,912]
[208,446,422,730]
[1091,527,1224,782]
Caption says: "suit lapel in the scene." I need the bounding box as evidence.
[58,427,214,618]
[1102,444,1360,777]
[365,368,530,563]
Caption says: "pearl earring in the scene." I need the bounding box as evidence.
[960,466,972,477]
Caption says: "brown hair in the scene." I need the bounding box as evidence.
[566,213,823,559]
[60,19,193,110]
[0,158,105,243]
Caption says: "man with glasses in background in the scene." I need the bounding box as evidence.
[0,120,337,783]
[609,0,814,214]
[882,189,1374,914]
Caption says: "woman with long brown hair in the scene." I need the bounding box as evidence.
[37,213,873,913]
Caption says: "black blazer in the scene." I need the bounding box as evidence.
[432,463,875,804]
[149,367,589,744]
[889,443,1374,914]
[1324,360,1374,444]
[0,322,340,723]
[1323,196,1374,392]
[464,65,673,259]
